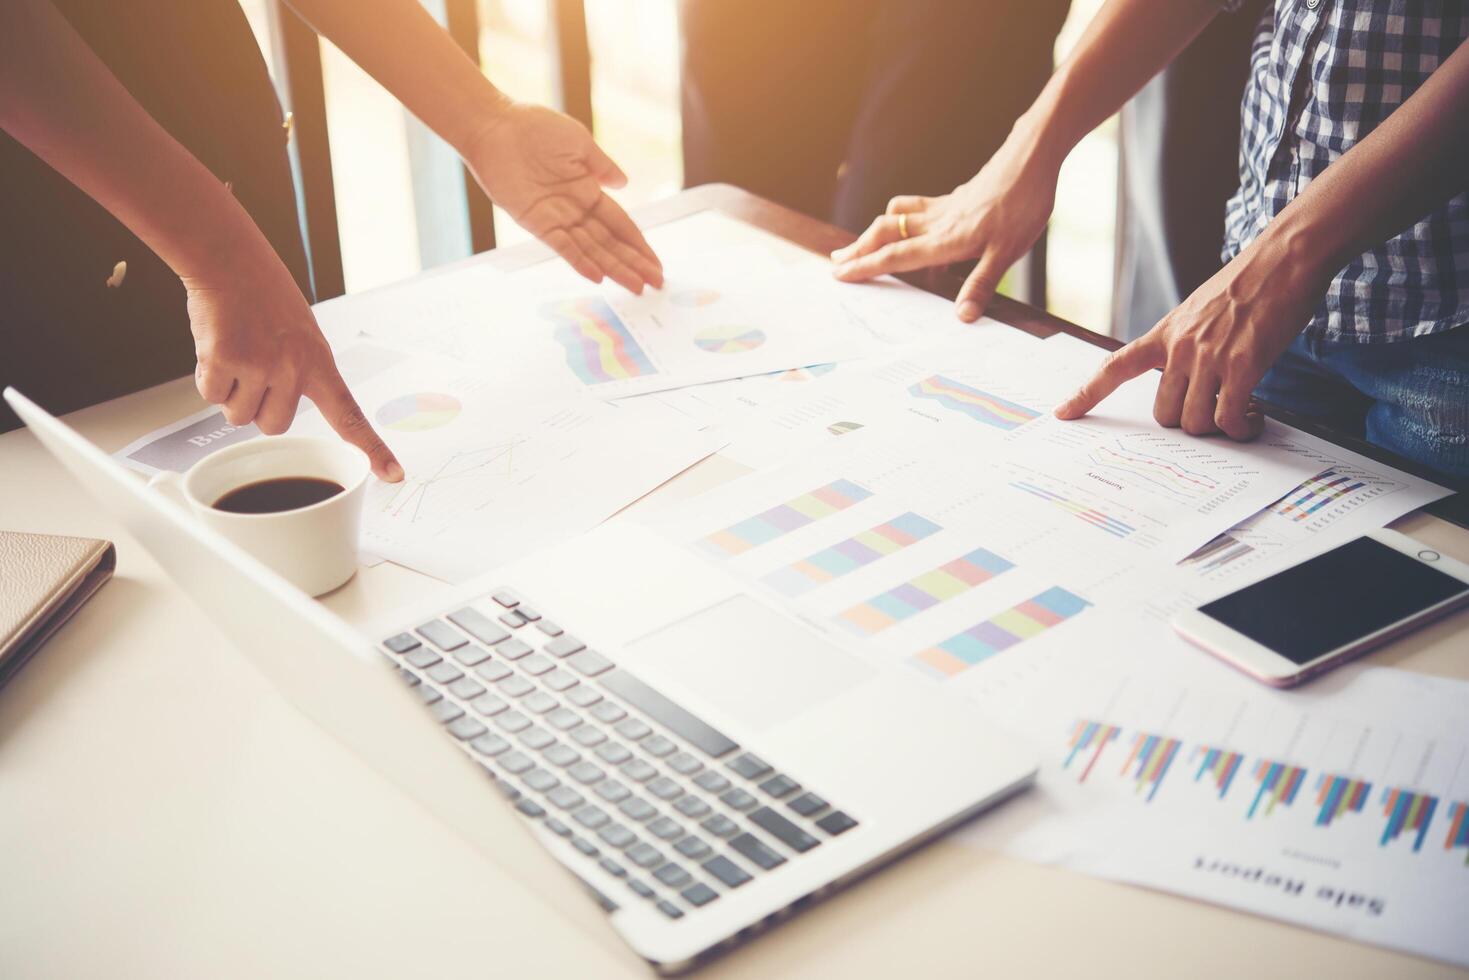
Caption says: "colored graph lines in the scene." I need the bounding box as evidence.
[836,547,1015,636]
[761,512,940,597]
[1064,721,1121,783]
[1086,437,1220,500]
[1011,481,1136,538]
[1274,471,1369,521]
[1248,760,1308,819]
[378,440,527,524]
[1315,774,1373,827]
[1445,802,1469,864]
[1194,746,1245,800]
[912,586,1090,678]
[697,479,873,558]
[1381,788,1438,852]
[1122,733,1182,802]
[543,296,656,385]
[907,375,1040,431]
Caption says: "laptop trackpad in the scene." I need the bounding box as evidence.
[626,595,874,733]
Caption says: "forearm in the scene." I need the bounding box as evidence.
[1263,41,1469,280]
[0,0,267,279]
[284,0,508,155]
[1020,0,1219,166]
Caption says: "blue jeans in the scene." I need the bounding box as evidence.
[1254,328,1469,480]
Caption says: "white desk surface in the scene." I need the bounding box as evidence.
[4,368,1467,980]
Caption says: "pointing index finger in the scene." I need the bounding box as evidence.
[308,372,404,483]
[1053,341,1160,420]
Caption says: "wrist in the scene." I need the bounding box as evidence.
[447,86,514,161]
[1255,201,1348,290]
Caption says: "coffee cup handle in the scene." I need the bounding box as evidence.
[147,470,190,508]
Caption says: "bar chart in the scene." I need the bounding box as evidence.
[912,586,1091,678]
[836,546,1016,636]
[761,512,941,597]
[696,478,873,558]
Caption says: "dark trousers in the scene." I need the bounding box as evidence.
[679,0,1072,233]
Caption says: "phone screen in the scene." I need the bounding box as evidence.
[1197,537,1468,664]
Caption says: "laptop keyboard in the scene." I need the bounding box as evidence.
[380,588,859,921]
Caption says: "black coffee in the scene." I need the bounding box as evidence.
[213,477,344,514]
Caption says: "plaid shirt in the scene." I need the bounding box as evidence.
[1221,0,1469,343]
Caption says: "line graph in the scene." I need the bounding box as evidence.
[1087,436,1220,500]
[378,439,529,524]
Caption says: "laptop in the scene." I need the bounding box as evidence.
[6,387,1036,973]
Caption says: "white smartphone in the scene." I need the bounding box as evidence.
[1172,528,1469,687]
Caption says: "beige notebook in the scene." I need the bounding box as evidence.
[0,530,114,689]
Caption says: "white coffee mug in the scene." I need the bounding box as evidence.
[148,436,370,596]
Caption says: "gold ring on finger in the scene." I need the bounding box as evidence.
[898,213,910,239]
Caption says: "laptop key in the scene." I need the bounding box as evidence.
[547,708,582,731]
[719,789,757,811]
[595,779,632,804]
[498,751,534,775]
[627,879,655,899]
[384,633,420,654]
[595,742,633,765]
[496,674,535,698]
[396,668,420,687]
[416,620,468,651]
[727,753,772,780]
[519,653,554,676]
[544,635,586,658]
[675,835,713,860]
[731,833,786,870]
[627,842,664,869]
[653,862,692,888]
[759,774,800,799]
[499,610,529,629]
[674,796,711,819]
[544,669,578,692]
[428,699,464,724]
[472,693,509,717]
[574,805,611,830]
[655,900,684,920]
[546,786,585,810]
[571,836,598,857]
[537,620,565,637]
[647,777,683,801]
[600,669,740,759]
[523,768,559,793]
[447,716,488,741]
[415,683,442,705]
[700,814,738,839]
[544,818,572,837]
[518,726,556,751]
[475,660,513,683]
[702,855,752,888]
[450,644,493,668]
[682,883,719,907]
[647,816,683,841]
[426,661,463,685]
[614,718,651,742]
[447,607,511,645]
[469,733,510,757]
[590,701,627,724]
[566,686,602,708]
[544,744,581,768]
[523,691,558,714]
[751,807,820,853]
[598,856,627,877]
[568,761,605,784]
[567,649,614,677]
[516,605,541,622]
[642,735,677,758]
[492,590,520,608]
[515,798,546,818]
[597,822,637,849]
[787,792,829,818]
[618,797,656,822]
[621,759,657,783]
[449,677,485,701]
[494,710,531,733]
[693,771,731,794]
[571,726,607,748]
[667,752,703,776]
[405,647,441,670]
[495,638,534,660]
[816,811,858,836]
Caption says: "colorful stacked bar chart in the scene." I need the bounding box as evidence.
[1064,720,1121,783]
[762,512,941,597]
[1315,774,1373,827]
[908,375,1041,431]
[544,297,656,385]
[1273,471,1368,521]
[697,479,873,558]
[1122,733,1182,802]
[1380,788,1438,852]
[1445,802,1469,864]
[835,547,1015,636]
[912,586,1090,678]
[1193,746,1244,800]
[1248,760,1307,819]
[1011,481,1137,538]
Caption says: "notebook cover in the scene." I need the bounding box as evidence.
[0,530,115,688]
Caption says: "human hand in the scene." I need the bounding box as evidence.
[462,101,662,293]
[1054,234,1332,440]
[184,246,404,482]
[830,124,1062,322]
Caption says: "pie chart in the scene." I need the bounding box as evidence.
[375,392,462,432]
[694,325,766,354]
